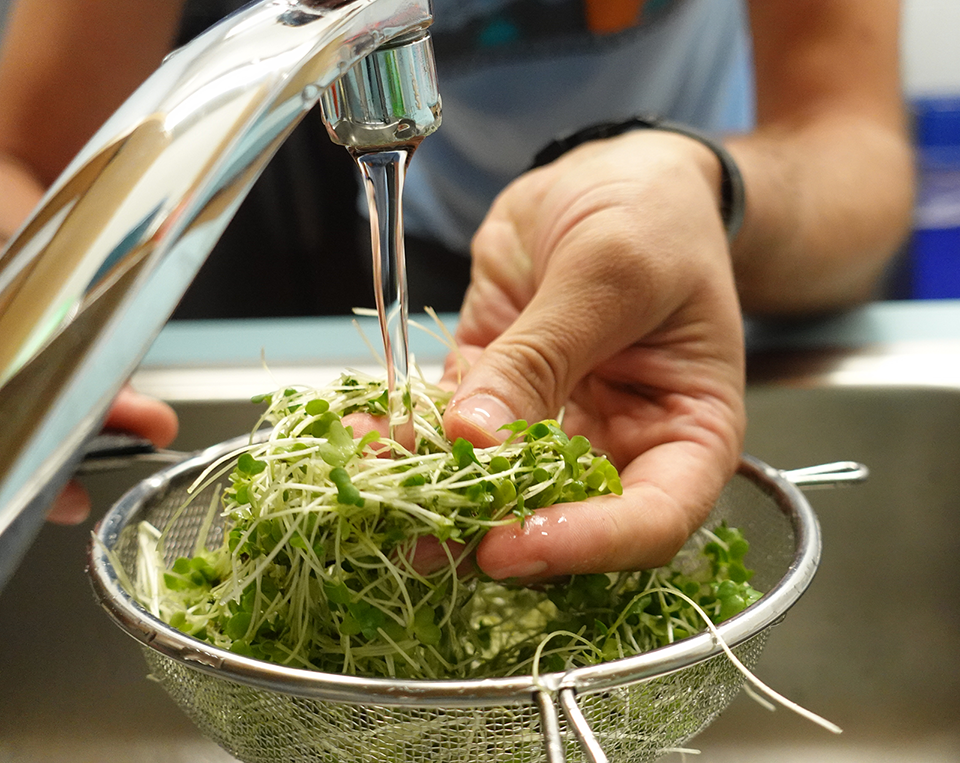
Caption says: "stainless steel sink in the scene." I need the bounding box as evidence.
[1,332,958,762]
[687,379,960,762]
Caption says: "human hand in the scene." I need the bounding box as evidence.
[46,386,179,524]
[440,129,747,581]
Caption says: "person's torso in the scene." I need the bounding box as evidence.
[406,0,754,250]
[176,0,753,270]
[429,0,686,70]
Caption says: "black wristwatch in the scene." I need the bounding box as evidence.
[530,115,746,241]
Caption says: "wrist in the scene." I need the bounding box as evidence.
[531,116,746,241]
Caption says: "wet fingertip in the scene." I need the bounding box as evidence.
[445,393,516,446]
[484,559,549,581]
[477,534,549,580]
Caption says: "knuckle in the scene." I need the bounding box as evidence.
[494,332,570,414]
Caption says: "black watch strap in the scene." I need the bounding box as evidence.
[530,115,746,241]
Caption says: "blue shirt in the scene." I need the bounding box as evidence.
[404,0,754,251]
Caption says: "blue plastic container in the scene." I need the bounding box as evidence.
[910,97,960,299]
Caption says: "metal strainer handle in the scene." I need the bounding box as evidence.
[782,461,868,487]
[537,688,607,763]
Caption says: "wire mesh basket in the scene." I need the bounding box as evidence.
[87,434,830,763]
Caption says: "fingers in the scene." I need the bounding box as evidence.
[442,244,652,446]
[476,439,736,580]
[46,480,92,525]
[340,412,415,453]
[399,535,478,577]
[103,386,179,448]
[48,386,178,526]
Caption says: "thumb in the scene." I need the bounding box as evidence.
[442,293,621,446]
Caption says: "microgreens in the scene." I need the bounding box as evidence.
[134,370,760,680]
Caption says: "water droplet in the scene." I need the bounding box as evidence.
[301,84,321,105]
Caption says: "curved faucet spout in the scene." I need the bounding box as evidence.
[0,0,440,589]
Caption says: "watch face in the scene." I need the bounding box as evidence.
[430,0,682,68]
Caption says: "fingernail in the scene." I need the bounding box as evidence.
[451,394,516,442]
[486,559,548,580]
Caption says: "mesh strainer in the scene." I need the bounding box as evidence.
[87,434,854,763]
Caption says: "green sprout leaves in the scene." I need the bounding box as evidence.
[330,467,364,507]
[237,453,267,476]
[137,373,759,682]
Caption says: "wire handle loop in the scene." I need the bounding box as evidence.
[536,690,566,763]
[560,688,608,763]
[782,461,869,488]
[535,688,608,763]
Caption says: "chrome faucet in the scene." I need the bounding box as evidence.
[0,0,441,588]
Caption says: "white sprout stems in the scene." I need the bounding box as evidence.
[646,586,843,735]
[133,368,814,715]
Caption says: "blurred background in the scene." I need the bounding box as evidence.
[899,1,960,299]
[0,4,958,762]
[0,0,953,95]
[0,0,959,302]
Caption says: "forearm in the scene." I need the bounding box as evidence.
[724,0,913,316]
[0,0,185,246]
[0,0,184,187]
[727,115,914,316]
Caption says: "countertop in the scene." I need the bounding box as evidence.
[143,300,960,368]
[133,300,960,401]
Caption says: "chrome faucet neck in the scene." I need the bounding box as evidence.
[0,0,440,589]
